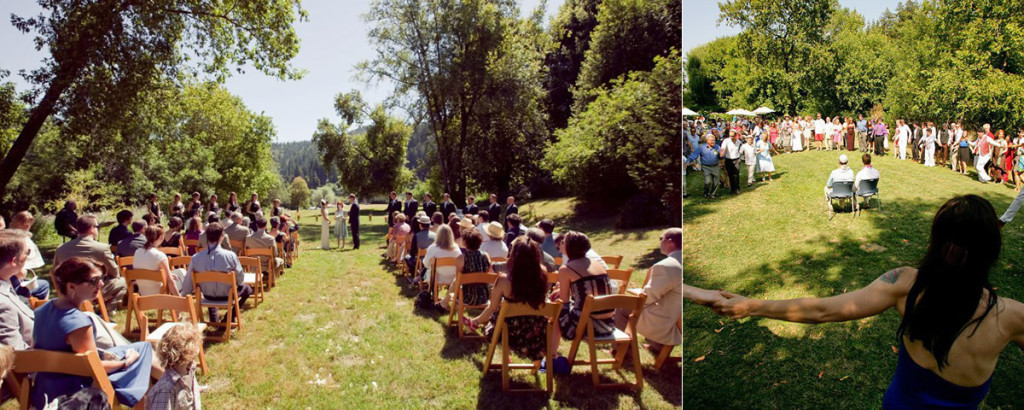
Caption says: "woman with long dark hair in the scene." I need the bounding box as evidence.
[714,195,1024,407]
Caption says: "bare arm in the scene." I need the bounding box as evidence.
[714,267,913,324]
[683,283,724,307]
[471,277,509,325]
[66,326,138,373]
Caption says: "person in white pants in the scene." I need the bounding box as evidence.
[975,124,1002,182]
[923,128,937,167]
[741,135,757,186]
[896,120,911,160]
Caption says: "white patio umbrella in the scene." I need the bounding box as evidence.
[752,106,775,115]
[725,108,755,116]
[682,107,698,116]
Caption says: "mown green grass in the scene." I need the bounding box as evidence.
[683,150,1024,409]
[23,198,678,408]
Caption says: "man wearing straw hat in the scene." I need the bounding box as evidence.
[479,222,509,259]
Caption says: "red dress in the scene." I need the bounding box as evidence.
[846,124,856,151]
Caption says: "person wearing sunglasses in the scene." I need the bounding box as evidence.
[31,257,160,408]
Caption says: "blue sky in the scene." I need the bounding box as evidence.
[684,0,902,55]
[0,0,560,142]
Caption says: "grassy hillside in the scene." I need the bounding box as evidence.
[683,150,1024,408]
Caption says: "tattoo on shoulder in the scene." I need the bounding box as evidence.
[879,267,907,284]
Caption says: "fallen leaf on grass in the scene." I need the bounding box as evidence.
[714,327,724,333]
[818,371,824,379]
[840,376,851,381]
[891,345,899,353]
[694,355,706,362]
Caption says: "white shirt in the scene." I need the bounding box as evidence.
[18,231,44,270]
[133,247,168,296]
[480,239,508,259]
[826,166,855,188]
[854,165,880,190]
[814,119,826,134]
[422,244,461,284]
[721,137,740,160]
[740,143,756,164]
[898,125,911,141]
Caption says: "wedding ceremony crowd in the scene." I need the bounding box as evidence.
[685,113,1024,199]
[0,188,682,407]
[1,191,299,408]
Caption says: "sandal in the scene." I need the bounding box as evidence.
[462,317,480,333]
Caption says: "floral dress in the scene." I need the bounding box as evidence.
[485,298,549,360]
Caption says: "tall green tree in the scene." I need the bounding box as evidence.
[543,0,602,131]
[313,91,412,198]
[3,0,306,199]
[574,0,681,108]
[288,176,311,210]
[718,0,835,113]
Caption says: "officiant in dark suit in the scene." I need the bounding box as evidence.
[348,194,360,249]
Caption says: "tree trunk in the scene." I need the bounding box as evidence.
[0,69,75,200]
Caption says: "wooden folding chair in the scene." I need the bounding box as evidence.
[183,238,201,256]
[158,246,182,257]
[447,271,498,340]
[413,248,426,281]
[239,256,263,307]
[245,247,279,289]
[627,267,652,296]
[483,301,562,393]
[553,257,563,267]
[276,241,288,269]
[192,271,242,342]
[79,289,112,325]
[27,297,47,310]
[426,257,459,302]
[117,255,134,274]
[653,319,682,371]
[290,232,301,259]
[12,350,118,409]
[121,268,170,337]
[567,293,647,390]
[606,268,634,295]
[169,256,192,271]
[229,239,246,256]
[398,241,412,274]
[490,257,508,264]
[132,293,209,374]
[601,255,624,270]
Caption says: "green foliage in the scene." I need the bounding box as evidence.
[2,0,307,198]
[543,0,602,130]
[288,176,311,210]
[574,0,681,108]
[546,50,682,225]
[313,92,412,198]
[310,185,337,208]
[273,141,340,189]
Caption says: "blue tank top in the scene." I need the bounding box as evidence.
[882,342,990,409]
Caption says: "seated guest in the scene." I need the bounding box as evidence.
[54,200,79,241]
[429,212,444,233]
[141,214,155,226]
[147,323,202,409]
[475,210,491,238]
[526,228,557,273]
[0,230,35,350]
[133,225,183,296]
[406,216,437,276]
[504,214,525,248]
[160,216,184,248]
[246,217,283,271]
[614,228,681,354]
[117,221,148,258]
[269,216,287,244]
[108,209,134,246]
[824,153,855,198]
[280,214,299,254]
[422,225,464,308]
[467,237,550,361]
[551,231,614,341]
[480,222,509,259]
[180,223,252,322]
[184,216,203,254]
[200,214,232,251]
[554,232,608,269]
[448,218,463,248]
[224,212,250,254]
[54,215,127,310]
[9,211,49,300]
[32,257,158,408]
[537,219,561,258]
[439,230,491,309]
[854,153,881,191]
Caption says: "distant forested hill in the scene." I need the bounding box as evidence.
[272,140,337,189]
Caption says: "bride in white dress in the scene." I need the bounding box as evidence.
[319,199,331,250]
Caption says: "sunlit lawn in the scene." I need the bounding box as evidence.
[22,197,679,408]
[683,149,1024,408]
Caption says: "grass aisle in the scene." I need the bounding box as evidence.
[23,198,677,408]
[683,150,1024,408]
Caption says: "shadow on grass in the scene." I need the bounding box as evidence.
[685,191,1024,407]
[683,169,787,222]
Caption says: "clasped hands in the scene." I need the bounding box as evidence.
[688,287,752,319]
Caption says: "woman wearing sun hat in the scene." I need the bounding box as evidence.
[479,221,509,259]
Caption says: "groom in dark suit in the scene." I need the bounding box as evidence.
[348,194,360,249]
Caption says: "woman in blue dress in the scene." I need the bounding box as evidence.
[714,195,1024,408]
[32,257,158,408]
[334,200,347,249]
